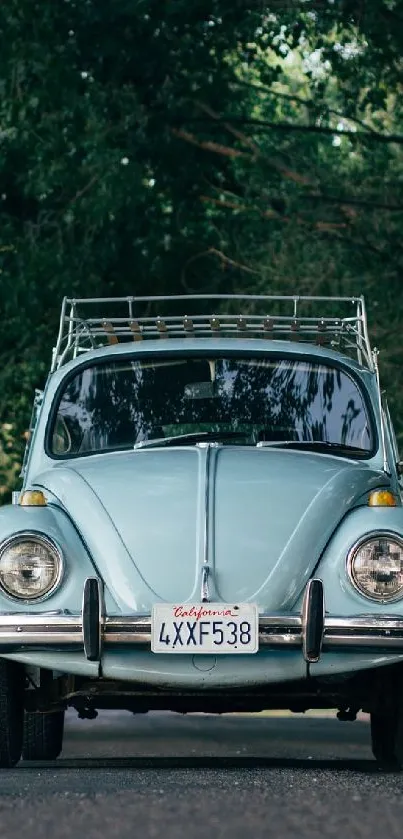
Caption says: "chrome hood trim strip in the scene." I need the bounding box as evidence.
[199,443,214,602]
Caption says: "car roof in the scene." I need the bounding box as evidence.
[47,337,374,389]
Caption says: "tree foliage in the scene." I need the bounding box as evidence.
[1,0,402,498]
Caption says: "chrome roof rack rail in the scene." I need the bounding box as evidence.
[51,294,373,372]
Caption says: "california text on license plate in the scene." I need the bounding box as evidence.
[151,603,259,654]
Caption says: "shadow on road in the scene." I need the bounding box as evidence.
[17,713,388,774]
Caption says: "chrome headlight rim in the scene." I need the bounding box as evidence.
[0,531,64,603]
[347,530,403,604]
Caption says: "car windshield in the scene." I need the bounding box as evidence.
[50,356,374,457]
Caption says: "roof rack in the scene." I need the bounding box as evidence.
[51,294,374,372]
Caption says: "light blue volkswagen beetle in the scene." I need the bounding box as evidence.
[0,293,402,767]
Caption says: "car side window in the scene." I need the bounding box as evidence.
[52,414,73,455]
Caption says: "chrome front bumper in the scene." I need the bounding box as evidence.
[2,615,403,647]
[1,575,403,665]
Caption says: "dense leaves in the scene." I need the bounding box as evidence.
[0,0,402,499]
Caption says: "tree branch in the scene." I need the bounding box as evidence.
[207,247,262,275]
[231,79,381,136]
[171,128,249,159]
[185,115,403,145]
[186,104,316,186]
[302,193,403,212]
[204,171,403,215]
[180,246,261,284]
[200,194,349,232]
[68,174,100,205]
[194,101,261,157]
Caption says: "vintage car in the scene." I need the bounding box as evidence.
[0,293,402,767]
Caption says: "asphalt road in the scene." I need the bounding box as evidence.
[1,711,403,838]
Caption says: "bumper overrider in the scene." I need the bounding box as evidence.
[1,579,403,664]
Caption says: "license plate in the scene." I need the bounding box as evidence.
[151,603,258,654]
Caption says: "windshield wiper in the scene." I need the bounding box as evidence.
[256,440,367,456]
[134,430,250,450]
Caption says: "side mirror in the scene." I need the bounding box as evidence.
[397,461,403,477]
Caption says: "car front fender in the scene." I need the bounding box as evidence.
[0,503,118,614]
[307,506,403,616]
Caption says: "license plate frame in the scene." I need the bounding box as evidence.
[151,603,259,654]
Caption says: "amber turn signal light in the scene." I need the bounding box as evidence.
[368,490,397,507]
[19,490,47,507]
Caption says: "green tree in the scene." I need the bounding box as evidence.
[1,0,402,498]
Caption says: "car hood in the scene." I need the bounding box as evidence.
[36,447,387,613]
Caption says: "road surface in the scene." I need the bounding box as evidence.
[0,711,402,838]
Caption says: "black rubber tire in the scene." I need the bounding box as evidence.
[22,710,65,761]
[371,710,403,769]
[0,659,24,768]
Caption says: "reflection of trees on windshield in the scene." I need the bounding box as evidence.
[52,357,372,455]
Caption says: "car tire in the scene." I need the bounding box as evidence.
[370,709,403,769]
[0,659,25,768]
[22,710,65,761]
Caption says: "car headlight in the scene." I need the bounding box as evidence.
[0,533,63,601]
[347,533,403,602]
